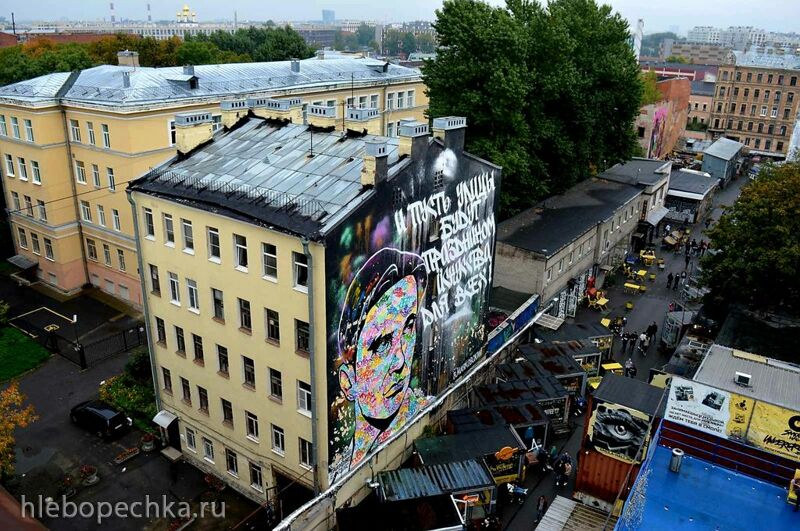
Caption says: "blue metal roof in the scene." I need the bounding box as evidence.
[378,460,494,502]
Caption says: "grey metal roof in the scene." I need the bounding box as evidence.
[693,344,800,410]
[378,460,494,502]
[497,178,641,256]
[601,158,672,187]
[130,117,402,238]
[703,137,744,161]
[0,58,420,107]
[690,80,716,96]
[668,169,717,195]
[731,50,800,70]
[593,373,666,416]
[536,495,618,531]
[415,428,524,466]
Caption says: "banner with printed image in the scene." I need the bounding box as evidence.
[587,402,651,464]
[665,376,753,440]
[747,401,800,461]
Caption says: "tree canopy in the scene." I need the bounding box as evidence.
[641,71,662,105]
[701,163,800,313]
[0,381,37,479]
[0,26,315,86]
[424,0,644,215]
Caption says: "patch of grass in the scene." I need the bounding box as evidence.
[0,327,50,381]
[0,262,20,277]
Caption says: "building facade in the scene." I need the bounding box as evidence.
[129,112,501,512]
[636,78,691,159]
[0,57,428,306]
[687,80,715,140]
[708,49,800,158]
[660,42,730,66]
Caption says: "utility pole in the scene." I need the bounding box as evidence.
[11,12,16,36]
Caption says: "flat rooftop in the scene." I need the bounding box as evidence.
[130,117,403,238]
[601,158,672,187]
[497,178,641,257]
[668,169,717,198]
[703,137,743,161]
[615,446,796,531]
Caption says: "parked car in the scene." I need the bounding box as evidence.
[70,400,132,438]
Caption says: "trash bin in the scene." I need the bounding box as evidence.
[669,448,684,473]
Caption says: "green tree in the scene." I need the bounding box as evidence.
[666,55,689,64]
[402,32,417,56]
[383,28,404,56]
[700,163,800,313]
[640,31,680,57]
[425,0,643,215]
[416,33,437,53]
[176,40,219,65]
[641,71,662,105]
[355,23,375,47]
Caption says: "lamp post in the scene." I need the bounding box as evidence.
[73,314,87,370]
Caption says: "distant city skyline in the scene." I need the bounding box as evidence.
[2,0,799,34]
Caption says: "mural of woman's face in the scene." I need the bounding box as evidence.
[349,274,418,421]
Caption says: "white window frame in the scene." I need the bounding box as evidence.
[262,243,277,280]
[207,227,221,262]
[23,195,33,217]
[107,167,116,191]
[97,205,106,226]
[17,157,28,181]
[75,161,87,184]
[91,164,100,187]
[80,200,92,222]
[202,437,214,463]
[87,121,96,145]
[11,191,20,210]
[117,249,126,271]
[271,424,285,455]
[297,380,312,415]
[143,208,155,238]
[86,238,97,260]
[11,117,20,139]
[181,219,194,253]
[103,244,112,266]
[44,238,54,261]
[185,428,196,451]
[23,119,34,142]
[31,160,41,184]
[4,154,13,176]
[101,123,110,148]
[0,115,6,136]
[225,448,239,477]
[168,120,176,146]
[245,411,259,441]
[187,278,199,312]
[168,272,180,305]
[299,438,313,468]
[164,214,175,246]
[249,462,263,492]
[69,119,81,142]
[293,252,308,292]
[37,200,47,222]
[234,234,248,271]
[17,227,27,249]
[30,233,40,255]
[112,209,121,231]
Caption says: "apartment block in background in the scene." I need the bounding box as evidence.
[0,56,427,306]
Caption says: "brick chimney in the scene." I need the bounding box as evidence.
[174,111,213,155]
[432,116,467,153]
[361,138,389,187]
[117,50,139,68]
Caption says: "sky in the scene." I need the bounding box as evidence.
[2,0,799,35]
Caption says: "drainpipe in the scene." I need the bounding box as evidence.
[127,190,161,412]
[302,237,320,496]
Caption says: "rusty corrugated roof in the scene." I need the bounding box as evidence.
[536,495,617,531]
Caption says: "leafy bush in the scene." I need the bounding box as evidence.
[0,301,9,326]
[124,347,152,384]
[99,373,157,432]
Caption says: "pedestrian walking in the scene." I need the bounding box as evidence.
[627,333,636,354]
[624,357,634,377]
[621,333,629,354]
[684,240,691,255]
[667,272,674,289]
[700,240,707,256]
[535,496,549,523]
[647,321,658,341]
[690,238,698,256]
[685,254,690,269]
[664,223,671,236]
[704,218,712,230]
[638,331,649,356]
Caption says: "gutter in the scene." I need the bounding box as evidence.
[126,189,161,412]
[302,237,321,496]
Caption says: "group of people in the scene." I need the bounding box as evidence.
[666,270,688,291]
[619,321,658,358]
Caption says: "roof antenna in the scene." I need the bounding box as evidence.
[309,127,314,157]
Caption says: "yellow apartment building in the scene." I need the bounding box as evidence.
[128,111,501,516]
[0,53,428,307]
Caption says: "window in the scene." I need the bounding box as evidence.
[97,205,106,226]
[747,121,753,131]
[243,356,256,388]
[87,122,95,145]
[768,124,774,135]
[198,386,209,412]
[234,234,248,270]
[70,119,81,142]
[212,288,224,320]
[768,74,774,84]
[293,252,308,290]
[746,72,752,82]
[245,411,259,440]
[721,71,728,81]
[112,209,120,231]
[192,334,204,362]
[142,208,155,238]
[755,138,761,149]
[771,107,778,118]
[23,195,33,217]
[249,462,263,492]
[297,381,311,414]
[169,120,176,145]
[557,259,563,273]
[217,345,229,375]
[225,449,238,476]
[764,90,770,102]
[775,91,782,103]
[90,164,100,187]
[387,122,395,137]
[202,438,214,462]
[296,320,310,353]
[396,91,406,109]
[735,71,741,82]
[164,214,175,244]
[117,249,126,271]
[757,73,763,83]
[37,200,47,222]
[4,154,13,176]
[789,93,795,104]
[181,219,194,252]
[10,117,19,138]
[207,227,220,261]
[754,89,760,99]
[271,425,285,454]
[737,121,742,131]
[181,377,191,403]
[185,428,196,450]
[187,279,199,311]
[262,243,277,279]
[780,125,787,136]
[80,200,92,221]
[739,104,745,114]
[166,273,180,304]
[357,95,367,108]
[387,92,395,110]
[162,367,172,393]
[719,87,725,97]
[760,106,767,117]
[103,244,112,266]
[777,141,784,152]
[750,105,756,116]
[211,114,222,132]
[407,89,415,107]
[20,118,32,142]
[107,167,115,191]
[744,88,749,98]
[17,228,28,249]
[792,76,798,87]
[86,238,97,260]
[765,139,772,151]
[370,94,379,108]
[30,233,40,255]
[155,317,166,344]
[545,268,551,283]
[75,161,87,184]
[101,124,110,148]
[299,438,312,468]
[265,309,280,342]
[175,326,186,353]
[17,157,28,180]
[27,161,41,186]
[0,115,6,135]
[269,369,283,400]
[715,103,722,113]
[238,298,252,331]
[784,108,791,119]
[11,191,20,211]
[221,398,233,426]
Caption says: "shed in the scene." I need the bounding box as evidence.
[535,495,617,531]
[593,373,665,417]
[476,375,571,425]
[516,341,596,387]
[533,321,614,355]
[701,138,743,184]
[665,168,718,223]
[378,460,495,502]
[447,403,550,449]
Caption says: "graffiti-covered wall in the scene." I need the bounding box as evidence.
[324,137,501,483]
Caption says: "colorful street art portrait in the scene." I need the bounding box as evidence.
[330,249,430,479]
[326,143,500,483]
